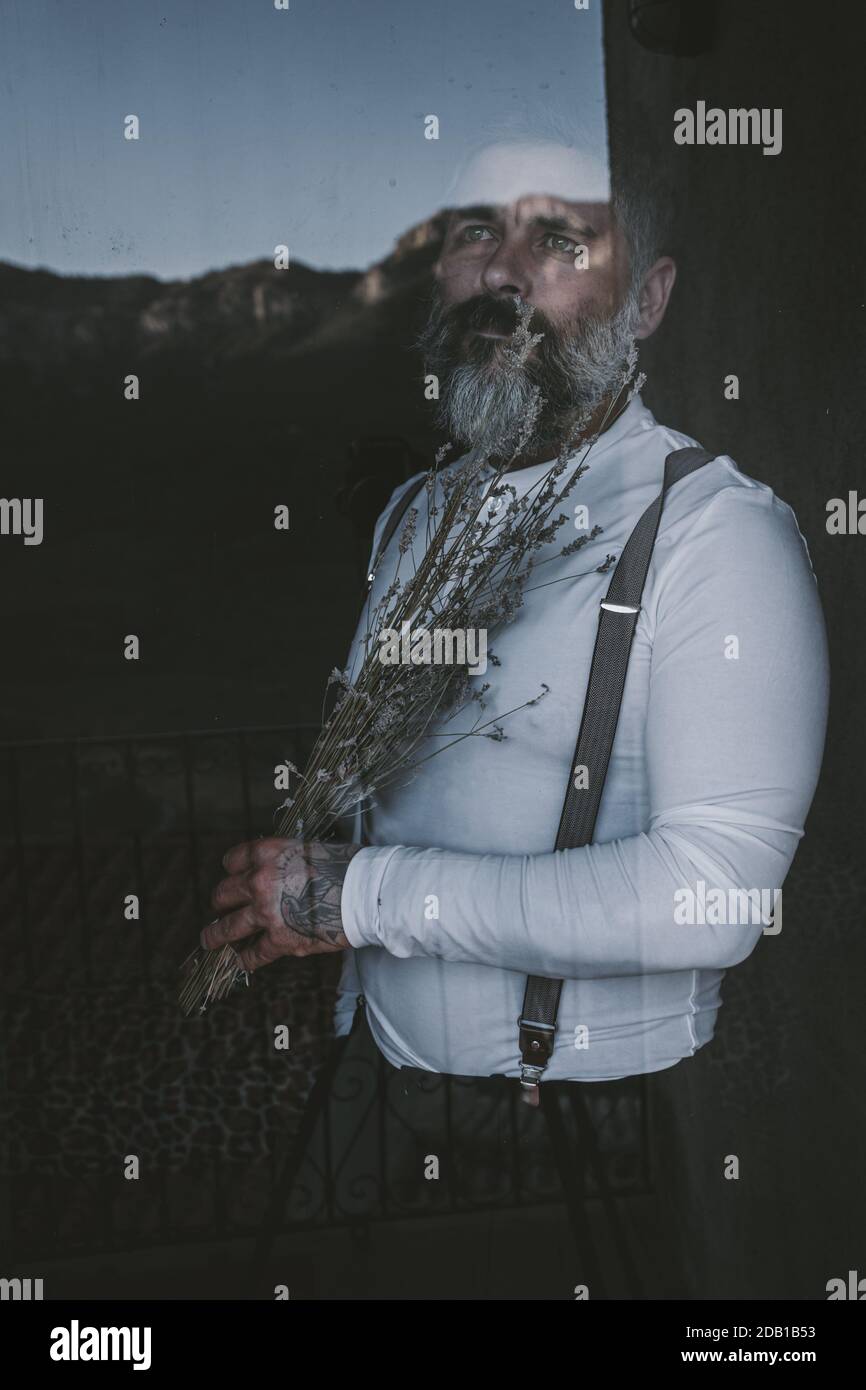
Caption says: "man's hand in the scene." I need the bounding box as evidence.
[200,836,362,972]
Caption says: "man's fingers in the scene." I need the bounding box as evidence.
[210,873,253,915]
[220,841,258,874]
[199,906,258,950]
[235,935,280,973]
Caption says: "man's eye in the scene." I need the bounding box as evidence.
[542,232,578,254]
[460,225,495,243]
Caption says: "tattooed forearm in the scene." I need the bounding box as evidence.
[279,842,361,945]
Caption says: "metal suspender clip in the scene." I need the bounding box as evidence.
[600,601,640,613]
[517,1016,556,1102]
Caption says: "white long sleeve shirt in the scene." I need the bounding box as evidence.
[333,396,829,1081]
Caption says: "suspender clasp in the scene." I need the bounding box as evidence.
[517,1015,556,1104]
[518,1063,545,1105]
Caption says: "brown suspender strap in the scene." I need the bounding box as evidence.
[516,446,716,1103]
[362,472,427,598]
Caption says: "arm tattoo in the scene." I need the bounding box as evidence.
[279,843,357,945]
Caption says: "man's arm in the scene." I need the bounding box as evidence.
[339,486,830,977]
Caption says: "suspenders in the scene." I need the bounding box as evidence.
[363,445,716,1101]
[364,471,428,592]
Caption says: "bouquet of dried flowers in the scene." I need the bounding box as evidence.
[179,305,643,1014]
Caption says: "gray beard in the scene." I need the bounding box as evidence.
[418,285,642,459]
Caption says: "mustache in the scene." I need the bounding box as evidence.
[433,293,556,341]
[418,293,575,377]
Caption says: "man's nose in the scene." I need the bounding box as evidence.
[480,240,532,299]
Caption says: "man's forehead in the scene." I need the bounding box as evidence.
[449,139,610,210]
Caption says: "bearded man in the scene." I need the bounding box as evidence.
[203,127,829,1297]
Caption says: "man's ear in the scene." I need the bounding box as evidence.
[634,256,677,340]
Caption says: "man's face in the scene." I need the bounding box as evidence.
[419,140,642,458]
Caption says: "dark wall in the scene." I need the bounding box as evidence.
[604,0,865,1297]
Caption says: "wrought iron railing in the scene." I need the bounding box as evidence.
[0,725,651,1281]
